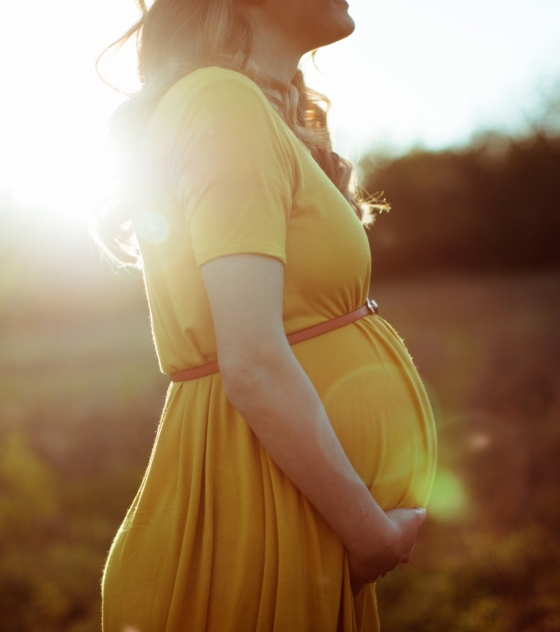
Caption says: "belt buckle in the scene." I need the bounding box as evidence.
[366,298,379,314]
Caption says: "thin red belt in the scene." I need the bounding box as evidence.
[169,298,379,382]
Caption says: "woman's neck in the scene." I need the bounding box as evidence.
[239,7,303,83]
[249,34,301,84]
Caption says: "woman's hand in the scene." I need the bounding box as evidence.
[348,507,427,596]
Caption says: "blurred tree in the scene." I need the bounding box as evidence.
[0,432,68,631]
[362,112,560,281]
[0,432,57,540]
[531,78,560,139]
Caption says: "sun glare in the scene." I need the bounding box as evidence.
[0,0,559,217]
[1,0,140,219]
[428,467,469,522]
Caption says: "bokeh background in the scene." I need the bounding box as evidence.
[1,1,560,630]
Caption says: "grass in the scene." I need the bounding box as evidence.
[1,269,559,631]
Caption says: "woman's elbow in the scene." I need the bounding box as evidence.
[219,344,282,403]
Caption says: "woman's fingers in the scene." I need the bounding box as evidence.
[414,507,428,525]
[348,507,428,592]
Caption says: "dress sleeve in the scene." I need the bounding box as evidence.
[163,70,294,267]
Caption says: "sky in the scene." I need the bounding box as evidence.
[1,0,559,215]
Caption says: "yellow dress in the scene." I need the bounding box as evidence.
[102,67,437,632]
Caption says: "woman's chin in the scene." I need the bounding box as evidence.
[328,15,356,44]
[330,3,356,40]
[300,2,356,52]
[342,14,356,36]
[314,12,355,47]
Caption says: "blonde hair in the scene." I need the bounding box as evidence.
[92,0,387,266]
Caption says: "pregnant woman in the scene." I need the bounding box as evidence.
[95,0,437,630]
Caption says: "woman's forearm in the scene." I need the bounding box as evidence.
[200,255,423,582]
[221,343,393,560]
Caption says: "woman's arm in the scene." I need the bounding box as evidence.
[201,253,426,587]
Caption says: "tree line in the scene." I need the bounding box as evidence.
[362,131,560,281]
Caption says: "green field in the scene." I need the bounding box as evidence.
[1,270,559,631]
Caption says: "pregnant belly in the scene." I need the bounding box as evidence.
[293,314,437,510]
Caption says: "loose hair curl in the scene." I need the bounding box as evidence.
[92,0,388,266]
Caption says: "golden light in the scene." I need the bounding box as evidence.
[428,467,469,521]
[0,0,559,217]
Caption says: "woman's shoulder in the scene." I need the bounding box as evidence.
[146,65,293,162]
[156,66,271,121]
[173,66,262,93]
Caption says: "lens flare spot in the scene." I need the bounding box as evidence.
[134,209,170,244]
[428,467,469,521]
[470,432,491,451]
